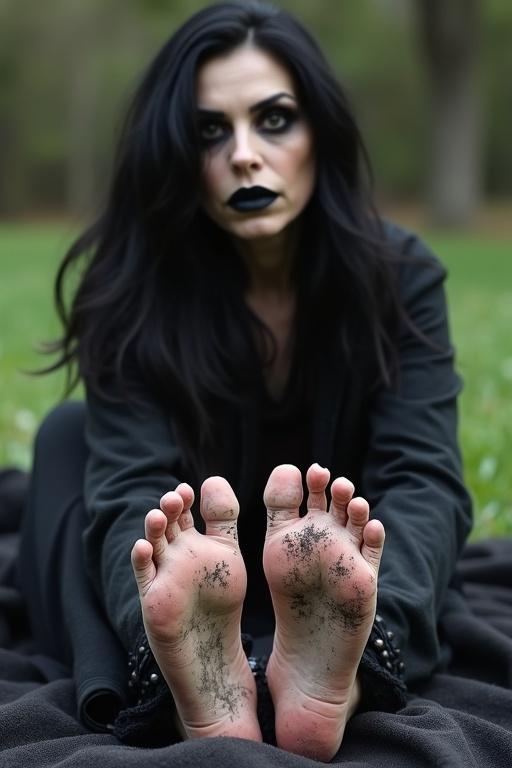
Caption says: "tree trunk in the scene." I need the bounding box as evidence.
[416,0,482,228]
[65,0,101,219]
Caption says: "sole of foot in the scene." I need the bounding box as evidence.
[263,463,385,761]
[131,477,262,742]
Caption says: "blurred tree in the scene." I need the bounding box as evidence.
[275,0,427,200]
[416,0,483,227]
[484,0,512,196]
[0,2,27,214]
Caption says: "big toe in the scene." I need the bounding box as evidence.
[305,463,330,512]
[264,464,303,527]
[200,476,240,529]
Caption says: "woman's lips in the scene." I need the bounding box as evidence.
[227,186,279,212]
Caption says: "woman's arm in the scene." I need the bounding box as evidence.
[83,386,183,651]
[360,225,472,697]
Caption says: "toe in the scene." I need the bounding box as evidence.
[361,519,385,572]
[264,464,303,528]
[200,476,240,539]
[305,463,330,513]
[329,477,355,525]
[174,482,196,531]
[145,508,171,562]
[131,538,156,596]
[345,496,370,545]
[160,490,185,541]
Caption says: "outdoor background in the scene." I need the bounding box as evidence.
[0,0,510,538]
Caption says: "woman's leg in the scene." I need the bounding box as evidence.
[18,400,87,663]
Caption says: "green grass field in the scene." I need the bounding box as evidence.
[1,221,511,539]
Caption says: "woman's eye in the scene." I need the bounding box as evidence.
[260,108,296,133]
[199,122,225,143]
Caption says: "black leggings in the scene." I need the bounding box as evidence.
[18,401,127,730]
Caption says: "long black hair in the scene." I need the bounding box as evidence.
[43,0,410,479]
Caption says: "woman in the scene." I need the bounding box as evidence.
[20,0,472,762]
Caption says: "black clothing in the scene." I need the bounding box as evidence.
[240,372,311,630]
[4,475,512,765]
[17,403,126,731]
[20,222,472,740]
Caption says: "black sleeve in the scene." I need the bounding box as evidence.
[83,387,183,653]
[358,225,473,708]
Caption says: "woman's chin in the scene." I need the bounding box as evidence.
[229,218,284,241]
[226,210,301,243]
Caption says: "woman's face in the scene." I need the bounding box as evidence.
[196,45,316,243]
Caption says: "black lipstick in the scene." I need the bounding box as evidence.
[227,186,279,212]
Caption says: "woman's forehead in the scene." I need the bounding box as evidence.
[196,45,297,112]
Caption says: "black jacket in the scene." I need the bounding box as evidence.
[82,222,472,741]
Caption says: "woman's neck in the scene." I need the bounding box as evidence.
[234,224,300,400]
[233,221,300,301]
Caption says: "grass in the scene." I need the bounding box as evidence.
[0,222,74,467]
[426,232,512,538]
[0,219,511,539]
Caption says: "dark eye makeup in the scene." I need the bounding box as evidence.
[260,106,298,133]
[199,121,227,144]
[198,105,299,147]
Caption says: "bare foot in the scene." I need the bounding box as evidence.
[131,477,262,742]
[263,463,385,761]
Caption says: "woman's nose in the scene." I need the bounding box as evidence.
[229,127,263,172]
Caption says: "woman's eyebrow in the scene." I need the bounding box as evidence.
[249,92,297,113]
[197,91,297,119]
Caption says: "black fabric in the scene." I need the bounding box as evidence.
[16,402,128,732]
[0,468,28,533]
[79,223,472,731]
[16,392,406,739]
[240,377,310,630]
[1,473,511,764]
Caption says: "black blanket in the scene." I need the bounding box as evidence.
[1,468,511,766]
